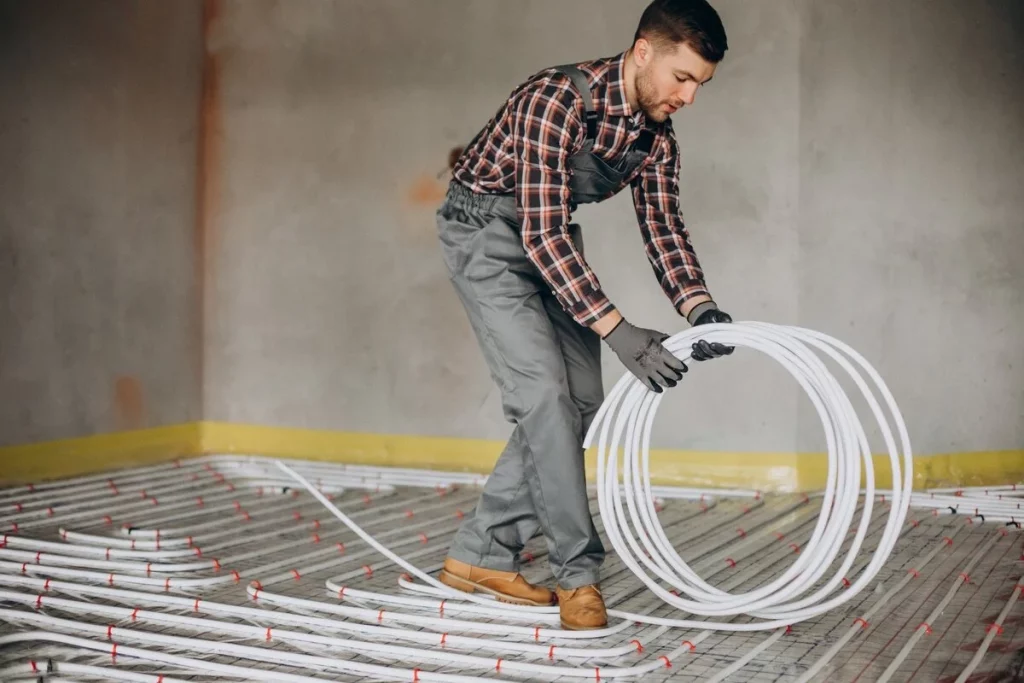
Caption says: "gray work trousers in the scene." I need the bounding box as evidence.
[435,182,605,590]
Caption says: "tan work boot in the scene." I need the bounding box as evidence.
[556,584,608,630]
[438,557,555,606]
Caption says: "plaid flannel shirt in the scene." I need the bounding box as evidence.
[452,52,710,328]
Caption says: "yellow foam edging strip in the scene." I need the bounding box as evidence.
[903,450,1024,490]
[0,423,202,484]
[0,420,1021,492]
[198,422,803,491]
[198,422,1024,493]
[198,421,504,472]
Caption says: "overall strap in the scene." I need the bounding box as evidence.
[634,129,656,155]
[553,64,598,141]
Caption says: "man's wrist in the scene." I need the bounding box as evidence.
[590,309,624,338]
[678,294,712,318]
[685,300,719,326]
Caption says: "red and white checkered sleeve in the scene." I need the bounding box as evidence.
[631,122,711,313]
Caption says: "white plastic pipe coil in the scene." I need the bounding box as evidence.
[278,320,914,631]
[585,320,913,629]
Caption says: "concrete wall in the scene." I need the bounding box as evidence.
[203,0,795,453]
[4,0,1021,460]
[204,0,1023,457]
[794,1,1024,453]
[0,1,204,445]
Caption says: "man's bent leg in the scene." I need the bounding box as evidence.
[540,288,606,588]
[434,188,555,606]
[539,229,608,629]
[443,258,593,585]
[459,219,600,590]
[437,194,601,591]
[450,261,606,588]
[447,426,540,571]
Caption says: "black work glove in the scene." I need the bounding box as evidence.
[603,319,688,393]
[685,301,734,361]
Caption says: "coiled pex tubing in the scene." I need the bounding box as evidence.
[274,321,914,634]
[585,320,913,630]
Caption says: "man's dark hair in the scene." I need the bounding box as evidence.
[634,0,728,63]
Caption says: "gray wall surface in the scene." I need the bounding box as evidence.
[3,1,1021,459]
[205,0,1024,456]
[794,1,1024,453]
[0,1,204,445]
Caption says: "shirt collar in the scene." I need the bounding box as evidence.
[603,52,635,119]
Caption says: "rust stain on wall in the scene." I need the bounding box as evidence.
[405,146,466,207]
[194,0,223,414]
[406,174,448,206]
[113,376,146,430]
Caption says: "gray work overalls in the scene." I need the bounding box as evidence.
[436,65,656,590]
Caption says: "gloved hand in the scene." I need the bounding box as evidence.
[603,319,687,393]
[686,301,734,361]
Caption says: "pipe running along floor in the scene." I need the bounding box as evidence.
[0,455,1022,682]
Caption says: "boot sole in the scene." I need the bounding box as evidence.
[438,570,554,607]
[559,619,609,631]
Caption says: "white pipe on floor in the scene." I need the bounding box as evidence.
[953,568,1024,682]
[0,455,955,682]
[0,573,600,660]
[908,490,1024,524]
[0,320,958,681]
[0,625,484,683]
[6,491,823,671]
[223,471,827,675]
[704,625,790,682]
[875,528,1009,682]
[0,461,395,534]
[0,460,196,502]
[792,518,973,682]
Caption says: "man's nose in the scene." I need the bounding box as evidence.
[680,81,699,105]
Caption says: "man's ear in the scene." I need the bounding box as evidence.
[633,37,657,67]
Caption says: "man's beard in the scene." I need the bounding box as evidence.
[636,66,666,122]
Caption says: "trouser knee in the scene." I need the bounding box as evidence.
[525,383,582,432]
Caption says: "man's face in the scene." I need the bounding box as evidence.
[634,39,717,122]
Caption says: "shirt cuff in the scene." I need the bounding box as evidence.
[565,293,616,329]
[670,283,713,314]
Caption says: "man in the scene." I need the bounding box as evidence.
[434,0,734,630]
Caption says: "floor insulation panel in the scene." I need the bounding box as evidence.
[1,455,1022,682]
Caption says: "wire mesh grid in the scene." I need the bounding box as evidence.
[0,455,1022,682]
